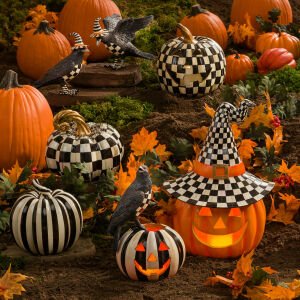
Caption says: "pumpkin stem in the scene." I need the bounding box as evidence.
[34,20,55,35]
[0,70,22,90]
[177,23,195,44]
[54,109,92,137]
[32,179,52,195]
[191,3,208,16]
[230,49,240,59]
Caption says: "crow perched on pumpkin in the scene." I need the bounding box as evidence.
[34,32,89,95]
[107,165,152,252]
[91,14,156,70]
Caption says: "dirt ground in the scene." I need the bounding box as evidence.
[1,0,300,299]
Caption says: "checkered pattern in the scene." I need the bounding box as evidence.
[163,100,274,208]
[105,43,125,56]
[156,36,226,96]
[62,64,82,82]
[135,190,152,216]
[59,84,78,96]
[46,122,124,181]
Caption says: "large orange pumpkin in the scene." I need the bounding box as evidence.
[177,4,228,49]
[169,199,266,258]
[230,0,292,31]
[256,32,300,59]
[0,70,54,171]
[225,52,254,84]
[17,20,71,80]
[58,0,121,62]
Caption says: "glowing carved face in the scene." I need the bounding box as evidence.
[192,207,248,248]
[134,240,171,279]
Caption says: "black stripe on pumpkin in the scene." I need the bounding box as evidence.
[165,228,184,268]
[20,198,32,253]
[48,197,59,254]
[135,230,148,281]
[41,197,49,254]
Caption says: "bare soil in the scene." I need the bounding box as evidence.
[1,0,300,299]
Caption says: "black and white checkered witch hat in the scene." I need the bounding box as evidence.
[163,100,274,208]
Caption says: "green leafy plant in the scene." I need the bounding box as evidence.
[0,211,9,234]
[71,96,153,129]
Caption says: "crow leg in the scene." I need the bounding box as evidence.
[59,83,79,96]
[134,217,145,230]
[104,58,125,70]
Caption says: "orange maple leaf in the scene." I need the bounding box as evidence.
[238,139,257,162]
[193,144,201,159]
[178,160,193,173]
[204,103,215,118]
[231,250,255,298]
[189,126,208,141]
[155,144,172,162]
[130,127,158,156]
[288,279,300,297]
[2,161,24,184]
[204,275,233,287]
[278,160,300,183]
[240,104,273,129]
[267,195,278,222]
[126,153,141,181]
[232,123,242,140]
[155,198,177,226]
[0,265,32,300]
[265,126,286,156]
[261,267,278,275]
[114,165,133,196]
[82,207,94,221]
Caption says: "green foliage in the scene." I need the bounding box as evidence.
[71,96,153,129]
[0,254,25,271]
[0,211,10,234]
[169,137,194,161]
[138,59,160,88]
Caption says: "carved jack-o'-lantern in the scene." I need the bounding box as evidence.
[156,23,226,97]
[171,200,265,258]
[163,100,274,258]
[116,223,186,281]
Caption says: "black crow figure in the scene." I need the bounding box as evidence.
[90,14,156,70]
[107,165,152,251]
[34,32,90,95]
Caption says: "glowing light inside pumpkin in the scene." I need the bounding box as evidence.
[145,223,165,232]
[134,259,171,277]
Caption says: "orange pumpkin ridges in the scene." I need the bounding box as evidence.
[169,199,266,258]
[177,3,228,49]
[58,0,121,62]
[225,51,254,84]
[0,70,54,171]
[257,47,296,74]
[256,31,300,59]
[230,0,293,31]
[17,20,71,80]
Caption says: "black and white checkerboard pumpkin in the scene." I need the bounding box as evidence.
[46,110,124,181]
[157,23,226,96]
[10,180,83,255]
[116,223,186,281]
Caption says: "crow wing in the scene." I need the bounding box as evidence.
[103,14,122,31]
[112,15,154,42]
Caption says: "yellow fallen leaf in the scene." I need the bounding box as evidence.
[189,126,208,141]
[178,160,193,173]
[204,103,215,118]
[278,161,300,183]
[0,265,32,300]
[155,144,172,162]
[238,139,257,162]
[2,161,24,185]
[265,126,286,156]
[83,207,94,221]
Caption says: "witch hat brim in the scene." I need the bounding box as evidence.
[163,100,275,208]
[163,170,274,208]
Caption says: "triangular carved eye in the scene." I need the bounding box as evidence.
[135,243,146,252]
[198,207,212,217]
[228,208,242,217]
[158,242,169,251]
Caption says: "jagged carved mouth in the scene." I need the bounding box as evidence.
[134,258,171,277]
[192,222,248,248]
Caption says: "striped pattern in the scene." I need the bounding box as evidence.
[116,224,186,281]
[10,182,83,255]
[70,32,83,44]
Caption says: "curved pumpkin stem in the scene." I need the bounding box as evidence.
[177,23,195,44]
[191,4,208,16]
[230,49,240,59]
[32,179,52,195]
[0,70,22,90]
[34,20,55,35]
[54,109,92,137]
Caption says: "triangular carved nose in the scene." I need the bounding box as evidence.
[148,253,157,262]
[214,217,226,229]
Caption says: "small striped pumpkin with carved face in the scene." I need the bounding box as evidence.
[116,223,186,281]
[10,180,83,255]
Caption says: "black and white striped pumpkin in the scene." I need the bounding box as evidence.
[156,23,226,97]
[46,110,124,181]
[116,223,186,281]
[10,180,83,255]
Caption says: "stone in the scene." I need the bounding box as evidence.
[2,237,96,263]
[70,63,142,88]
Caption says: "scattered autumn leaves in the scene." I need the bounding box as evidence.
[205,250,300,299]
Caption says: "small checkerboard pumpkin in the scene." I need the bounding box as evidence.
[46,110,124,180]
[10,179,82,255]
[157,23,226,97]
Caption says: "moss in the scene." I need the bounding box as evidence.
[71,96,153,129]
